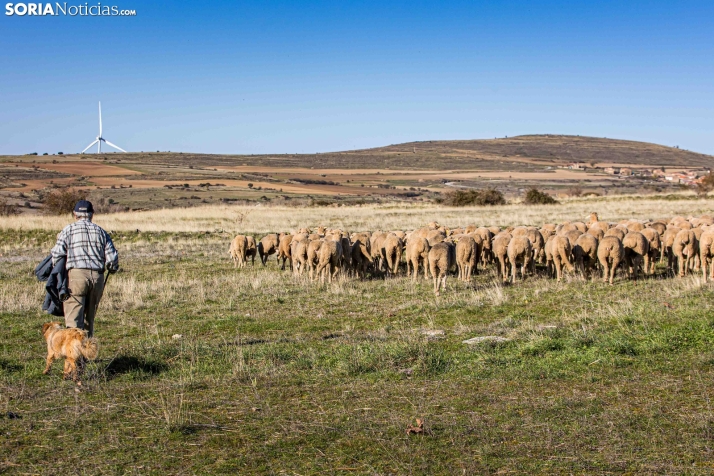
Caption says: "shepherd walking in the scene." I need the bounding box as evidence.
[51,200,119,337]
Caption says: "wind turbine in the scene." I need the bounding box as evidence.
[81,102,127,154]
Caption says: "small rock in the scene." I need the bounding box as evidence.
[462,336,511,345]
[7,412,20,419]
[421,329,445,338]
[172,334,182,340]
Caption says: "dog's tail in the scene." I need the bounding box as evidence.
[80,337,99,360]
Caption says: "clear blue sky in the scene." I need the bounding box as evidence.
[1,0,713,155]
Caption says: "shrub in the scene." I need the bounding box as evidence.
[696,173,714,195]
[57,152,63,155]
[524,188,559,205]
[0,200,19,216]
[43,189,86,215]
[444,189,506,206]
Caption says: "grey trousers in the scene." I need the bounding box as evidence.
[64,268,104,338]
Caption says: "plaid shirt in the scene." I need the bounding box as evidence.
[51,218,119,271]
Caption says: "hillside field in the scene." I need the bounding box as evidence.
[2,197,714,474]
[1,135,711,213]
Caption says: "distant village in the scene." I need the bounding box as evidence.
[560,162,711,186]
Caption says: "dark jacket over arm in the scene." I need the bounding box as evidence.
[36,254,68,317]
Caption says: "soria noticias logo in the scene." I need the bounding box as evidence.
[5,3,137,16]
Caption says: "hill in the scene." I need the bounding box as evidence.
[370,134,714,169]
[1,135,711,214]
[3,135,712,171]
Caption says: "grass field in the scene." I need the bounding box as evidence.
[2,200,714,474]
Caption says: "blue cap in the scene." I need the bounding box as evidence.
[73,200,94,214]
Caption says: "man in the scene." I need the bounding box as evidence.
[51,200,119,337]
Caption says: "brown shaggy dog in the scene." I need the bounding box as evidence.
[42,322,98,382]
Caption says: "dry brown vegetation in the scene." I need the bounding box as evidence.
[1,193,712,234]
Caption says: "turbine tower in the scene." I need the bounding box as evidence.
[81,102,127,154]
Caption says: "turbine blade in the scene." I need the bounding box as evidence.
[99,101,102,137]
[103,139,127,153]
[81,140,99,154]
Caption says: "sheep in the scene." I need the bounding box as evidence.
[598,236,624,285]
[574,233,598,278]
[622,231,649,280]
[563,229,583,248]
[572,222,587,233]
[492,232,512,282]
[626,221,645,233]
[700,231,714,282]
[473,227,493,264]
[542,223,557,234]
[557,223,579,235]
[425,229,446,246]
[340,237,352,273]
[588,220,610,233]
[350,233,373,279]
[544,235,555,278]
[692,227,705,272]
[306,239,324,279]
[551,235,574,283]
[587,226,605,241]
[604,227,626,241]
[428,241,455,296]
[662,226,682,271]
[292,233,309,242]
[258,233,282,266]
[406,236,430,280]
[408,227,430,241]
[647,221,667,236]
[674,220,693,230]
[228,235,248,268]
[672,229,697,278]
[314,239,342,283]
[539,227,556,243]
[245,236,257,265]
[455,235,478,282]
[467,232,485,272]
[290,238,309,275]
[507,236,532,283]
[526,227,545,268]
[640,228,661,274]
[370,231,389,272]
[277,234,294,271]
[382,233,404,276]
[390,230,407,241]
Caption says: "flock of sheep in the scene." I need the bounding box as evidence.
[228,212,714,295]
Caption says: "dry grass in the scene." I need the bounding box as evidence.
[1,193,712,234]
